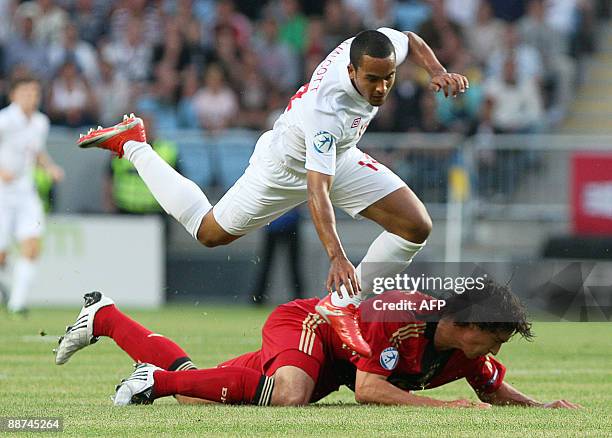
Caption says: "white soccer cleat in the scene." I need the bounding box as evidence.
[113,363,161,406]
[54,291,114,365]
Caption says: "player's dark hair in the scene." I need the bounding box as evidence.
[9,74,40,92]
[441,280,534,340]
[350,30,395,70]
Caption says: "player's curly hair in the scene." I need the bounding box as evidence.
[441,280,534,340]
[350,30,395,69]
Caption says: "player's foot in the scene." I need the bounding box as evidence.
[7,308,29,319]
[54,291,114,365]
[113,363,161,406]
[77,114,146,158]
[315,294,372,358]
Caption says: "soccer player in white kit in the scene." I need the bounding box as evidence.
[0,76,64,314]
[77,29,468,356]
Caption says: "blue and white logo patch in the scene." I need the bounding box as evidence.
[379,347,399,371]
[313,131,335,153]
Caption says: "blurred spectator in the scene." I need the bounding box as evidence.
[465,0,506,68]
[16,0,68,45]
[417,0,464,66]
[304,17,326,60]
[3,15,49,80]
[395,0,431,31]
[436,59,484,135]
[482,56,543,134]
[210,25,243,89]
[487,24,543,82]
[444,0,480,27]
[177,66,201,129]
[253,16,299,93]
[322,0,359,52]
[213,0,252,50]
[151,18,192,76]
[391,63,425,132]
[488,0,527,22]
[95,59,130,126]
[236,50,268,129]
[418,93,446,133]
[110,0,163,45]
[0,0,17,44]
[361,0,398,29]
[277,0,308,55]
[519,0,576,124]
[182,17,212,75]
[47,61,97,127]
[135,64,180,131]
[101,16,152,83]
[193,63,238,133]
[71,0,109,46]
[48,23,99,84]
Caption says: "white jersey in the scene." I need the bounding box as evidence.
[0,103,50,193]
[269,27,409,176]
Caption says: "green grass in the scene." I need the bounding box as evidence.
[1,305,611,437]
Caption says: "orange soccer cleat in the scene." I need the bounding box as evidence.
[77,114,146,158]
[315,294,372,358]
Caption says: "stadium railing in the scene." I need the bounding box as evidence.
[47,127,612,225]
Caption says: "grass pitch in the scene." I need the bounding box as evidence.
[1,304,611,437]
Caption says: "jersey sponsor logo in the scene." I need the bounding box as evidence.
[351,117,361,128]
[380,346,399,370]
[313,131,335,154]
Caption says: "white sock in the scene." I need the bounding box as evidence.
[7,257,36,312]
[331,232,425,308]
[124,140,212,239]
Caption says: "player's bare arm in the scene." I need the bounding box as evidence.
[477,381,582,409]
[404,31,469,98]
[307,170,361,297]
[36,151,65,182]
[355,370,491,408]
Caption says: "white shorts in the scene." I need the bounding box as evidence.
[213,131,407,236]
[0,190,45,251]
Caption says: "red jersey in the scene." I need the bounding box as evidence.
[220,292,506,401]
[353,291,506,394]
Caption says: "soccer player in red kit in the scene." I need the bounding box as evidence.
[55,281,580,409]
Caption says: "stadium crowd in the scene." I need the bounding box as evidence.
[0,0,604,134]
[0,0,608,207]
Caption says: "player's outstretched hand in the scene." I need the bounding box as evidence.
[429,72,469,98]
[49,164,65,182]
[327,256,361,298]
[542,400,583,409]
[445,399,492,409]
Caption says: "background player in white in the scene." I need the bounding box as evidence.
[78,28,468,356]
[0,76,64,314]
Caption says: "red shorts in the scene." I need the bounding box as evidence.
[218,299,326,380]
[217,299,349,401]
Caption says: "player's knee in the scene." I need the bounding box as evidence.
[198,234,224,248]
[411,214,432,244]
[397,214,432,244]
[271,387,309,406]
[270,372,311,406]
